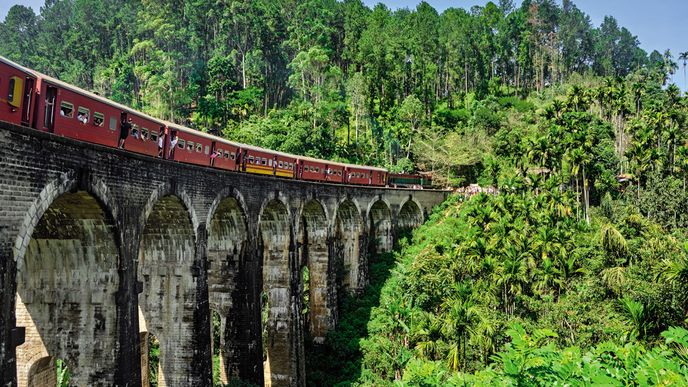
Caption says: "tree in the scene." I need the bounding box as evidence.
[679,51,688,91]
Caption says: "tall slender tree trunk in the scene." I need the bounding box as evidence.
[464,59,468,94]
[583,165,590,225]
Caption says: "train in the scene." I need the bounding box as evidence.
[0,56,431,188]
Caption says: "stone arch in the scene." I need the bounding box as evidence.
[138,194,196,386]
[15,190,120,386]
[397,198,424,234]
[334,199,365,294]
[298,199,330,343]
[258,198,294,386]
[206,191,249,383]
[139,182,200,241]
[367,198,393,254]
[13,171,118,269]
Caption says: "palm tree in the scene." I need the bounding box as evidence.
[679,51,688,91]
[656,254,688,317]
[441,297,480,371]
[620,296,653,340]
[600,223,628,262]
[662,50,678,85]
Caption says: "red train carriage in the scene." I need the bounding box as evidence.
[167,123,214,166]
[297,156,346,183]
[121,112,161,157]
[31,71,164,157]
[298,158,329,182]
[346,166,387,186]
[211,139,242,172]
[325,163,345,183]
[0,57,37,127]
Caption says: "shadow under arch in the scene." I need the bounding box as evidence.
[367,198,393,254]
[298,199,330,344]
[333,199,365,296]
[397,198,424,236]
[15,189,120,386]
[258,198,295,386]
[137,194,196,387]
[206,191,249,384]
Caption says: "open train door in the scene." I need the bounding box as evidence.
[20,77,35,127]
[42,85,57,132]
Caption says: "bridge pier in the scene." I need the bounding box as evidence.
[0,121,447,386]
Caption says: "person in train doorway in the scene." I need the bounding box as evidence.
[157,125,167,158]
[118,116,133,149]
[168,131,178,158]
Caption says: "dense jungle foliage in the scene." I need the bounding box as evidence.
[309,190,688,385]
[3,0,688,384]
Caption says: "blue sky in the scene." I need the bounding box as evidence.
[3,0,688,84]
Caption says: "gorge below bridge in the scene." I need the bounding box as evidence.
[0,121,448,386]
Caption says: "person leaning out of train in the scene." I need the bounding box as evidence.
[118,116,133,149]
[157,125,166,158]
[168,132,178,158]
[77,111,89,124]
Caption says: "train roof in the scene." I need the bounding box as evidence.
[0,56,37,76]
[166,121,386,171]
[1,55,387,173]
[30,69,165,126]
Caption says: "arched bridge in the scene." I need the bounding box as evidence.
[0,122,448,386]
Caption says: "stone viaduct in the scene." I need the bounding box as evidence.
[0,121,448,386]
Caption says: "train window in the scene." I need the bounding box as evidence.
[93,112,104,127]
[249,156,254,164]
[143,128,151,140]
[130,124,139,138]
[289,163,294,170]
[150,132,158,142]
[268,159,273,167]
[59,101,74,118]
[338,171,342,176]
[262,158,267,165]
[204,145,209,154]
[278,161,283,168]
[187,141,194,151]
[178,139,186,149]
[77,106,90,124]
[196,143,202,153]
[229,152,234,160]
[109,116,117,130]
[315,167,320,173]
[7,76,22,108]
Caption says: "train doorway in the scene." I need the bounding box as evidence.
[21,77,34,126]
[43,86,57,132]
